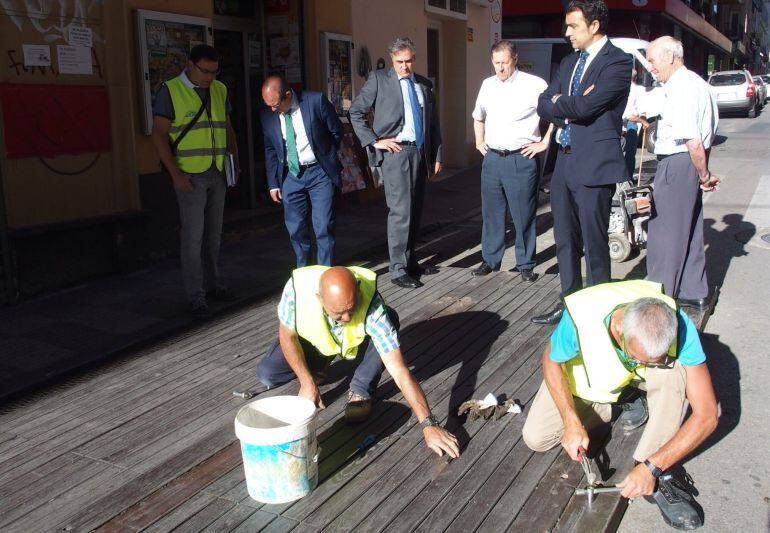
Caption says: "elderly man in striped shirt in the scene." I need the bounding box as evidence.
[257,266,460,458]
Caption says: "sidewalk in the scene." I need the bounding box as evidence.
[0,167,483,403]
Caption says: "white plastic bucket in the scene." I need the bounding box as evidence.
[234,395,319,503]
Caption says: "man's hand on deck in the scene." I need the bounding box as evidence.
[617,462,656,499]
[298,382,325,409]
[423,426,460,458]
[562,424,589,461]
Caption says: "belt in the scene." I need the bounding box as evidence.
[299,161,319,170]
[558,145,572,154]
[396,140,418,146]
[488,147,522,157]
[656,154,676,161]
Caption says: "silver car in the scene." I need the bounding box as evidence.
[753,76,767,104]
[708,70,759,118]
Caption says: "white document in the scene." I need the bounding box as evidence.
[225,152,237,188]
[22,44,51,67]
[57,45,92,75]
[67,25,93,47]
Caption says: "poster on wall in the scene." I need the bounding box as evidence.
[135,10,212,135]
[264,0,303,88]
[320,32,354,118]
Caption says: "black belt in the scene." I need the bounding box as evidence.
[558,145,572,154]
[299,161,319,170]
[488,147,522,157]
[396,140,418,146]
[656,153,677,161]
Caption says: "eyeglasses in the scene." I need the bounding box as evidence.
[620,335,675,369]
[193,62,220,76]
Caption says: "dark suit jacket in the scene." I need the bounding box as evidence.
[537,39,632,186]
[348,68,442,170]
[260,90,344,191]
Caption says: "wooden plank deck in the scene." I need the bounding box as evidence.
[0,260,708,532]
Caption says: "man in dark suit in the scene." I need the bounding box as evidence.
[349,37,442,289]
[261,74,344,267]
[532,0,631,325]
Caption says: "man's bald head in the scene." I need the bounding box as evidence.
[262,74,292,114]
[318,267,359,324]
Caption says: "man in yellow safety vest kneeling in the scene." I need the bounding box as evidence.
[522,280,717,530]
[257,266,460,459]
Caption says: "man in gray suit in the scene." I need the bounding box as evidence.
[349,37,442,289]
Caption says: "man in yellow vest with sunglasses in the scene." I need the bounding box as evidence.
[151,44,240,319]
[257,266,460,459]
[522,280,717,530]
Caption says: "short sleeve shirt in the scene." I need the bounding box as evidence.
[654,67,718,155]
[472,70,547,151]
[549,308,706,367]
[152,70,232,120]
[276,280,400,357]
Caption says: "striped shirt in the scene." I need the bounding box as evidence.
[277,280,400,356]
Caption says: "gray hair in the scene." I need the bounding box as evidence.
[622,298,677,361]
[388,37,416,56]
[491,40,517,57]
[650,36,684,61]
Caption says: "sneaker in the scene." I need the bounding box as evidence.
[207,286,237,302]
[618,395,648,431]
[191,298,212,319]
[645,472,704,530]
[345,390,372,424]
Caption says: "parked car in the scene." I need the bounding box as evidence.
[761,74,770,90]
[753,76,768,104]
[708,70,759,118]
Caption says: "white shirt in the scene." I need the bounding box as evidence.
[622,82,645,131]
[396,74,425,143]
[280,92,316,166]
[556,36,609,144]
[654,66,718,155]
[472,69,548,150]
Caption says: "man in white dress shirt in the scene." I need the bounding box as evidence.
[645,36,720,311]
[470,40,552,281]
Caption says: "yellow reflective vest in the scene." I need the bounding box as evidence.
[292,266,378,359]
[165,75,227,173]
[563,280,678,403]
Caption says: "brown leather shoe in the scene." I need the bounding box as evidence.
[345,390,372,424]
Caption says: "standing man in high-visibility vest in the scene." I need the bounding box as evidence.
[257,266,460,459]
[151,44,240,319]
[522,280,717,530]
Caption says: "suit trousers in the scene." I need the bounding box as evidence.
[380,145,427,277]
[521,361,687,462]
[480,151,538,270]
[282,164,336,267]
[646,153,708,300]
[174,166,226,303]
[257,308,400,399]
[550,152,615,296]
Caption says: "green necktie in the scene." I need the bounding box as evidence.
[284,113,300,176]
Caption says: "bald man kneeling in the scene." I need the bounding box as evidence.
[257,265,460,458]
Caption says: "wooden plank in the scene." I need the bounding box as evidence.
[139,492,217,533]
[170,497,235,531]
[228,510,280,533]
[204,503,259,532]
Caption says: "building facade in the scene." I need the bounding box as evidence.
[0,0,499,303]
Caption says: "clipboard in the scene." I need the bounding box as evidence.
[225,152,237,188]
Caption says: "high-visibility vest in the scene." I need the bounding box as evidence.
[165,75,227,173]
[563,280,678,403]
[292,266,378,359]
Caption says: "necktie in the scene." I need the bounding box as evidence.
[284,112,300,176]
[402,77,424,148]
[558,51,589,148]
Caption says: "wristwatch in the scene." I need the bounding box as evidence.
[644,459,663,479]
[420,414,440,428]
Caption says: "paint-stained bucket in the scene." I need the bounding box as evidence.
[234,395,318,503]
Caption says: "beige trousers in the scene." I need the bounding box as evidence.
[521,361,687,462]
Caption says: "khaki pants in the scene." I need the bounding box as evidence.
[522,361,687,462]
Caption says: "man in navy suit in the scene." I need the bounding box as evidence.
[261,74,344,267]
[532,0,631,325]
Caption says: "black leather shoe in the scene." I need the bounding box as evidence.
[531,305,563,325]
[391,274,423,289]
[677,297,708,311]
[411,264,440,276]
[521,268,538,282]
[471,262,494,277]
[618,395,648,431]
[645,471,703,530]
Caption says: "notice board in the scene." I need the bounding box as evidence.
[135,10,212,135]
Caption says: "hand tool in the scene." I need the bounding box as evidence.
[232,390,258,399]
[575,486,622,497]
[578,446,597,506]
[345,434,376,461]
